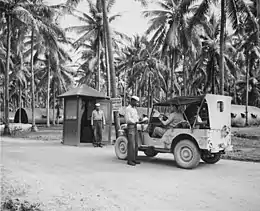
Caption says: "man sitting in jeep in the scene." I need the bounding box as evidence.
[152,105,185,138]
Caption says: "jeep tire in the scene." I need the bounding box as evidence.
[174,139,201,169]
[114,136,128,160]
[201,153,221,164]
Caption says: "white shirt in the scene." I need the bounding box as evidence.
[125,105,139,124]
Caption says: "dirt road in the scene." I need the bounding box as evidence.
[1,137,260,211]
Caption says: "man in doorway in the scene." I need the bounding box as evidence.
[91,103,106,148]
[125,96,144,166]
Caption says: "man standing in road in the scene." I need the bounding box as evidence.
[125,96,143,166]
[91,103,106,148]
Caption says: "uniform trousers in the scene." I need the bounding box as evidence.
[93,120,102,145]
[127,124,138,162]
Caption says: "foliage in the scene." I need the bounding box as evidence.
[1,198,42,211]
[0,0,260,118]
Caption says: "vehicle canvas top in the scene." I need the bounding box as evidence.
[153,94,232,130]
[154,95,205,106]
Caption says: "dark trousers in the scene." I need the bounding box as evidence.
[127,124,138,162]
[93,120,102,144]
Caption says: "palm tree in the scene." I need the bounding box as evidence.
[66,0,121,137]
[66,0,148,137]
[190,14,238,95]
[116,35,168,105]
[0,0,40,134]
[24,0,68,127]
[66,0,126,92]
[1,11,10,135]
[143,0,204,97]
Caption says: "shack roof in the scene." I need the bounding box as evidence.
[58,84,109,99]
[154,95,205,106]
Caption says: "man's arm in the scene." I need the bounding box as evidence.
[160,113,175,126]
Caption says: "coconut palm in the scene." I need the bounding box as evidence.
[0,0,42,134]
[66,0,131,137]
[116,35,169,106]
[143,0,204,97]
[190,14,238,95]
[22,0,69,127]
[66,0,127,92]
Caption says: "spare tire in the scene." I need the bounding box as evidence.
[114,136,128,160]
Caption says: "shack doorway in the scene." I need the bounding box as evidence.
[80,100,94,143]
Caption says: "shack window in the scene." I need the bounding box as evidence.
[217,101,224,112]
[66,99,77,119]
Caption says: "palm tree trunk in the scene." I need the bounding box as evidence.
[233,84,237,104]
[139,89,142,107]
[147,75,150,117]
[212,58,216,94]
[172,50,177,97]
[183,54,187,96]
[103,26,111,96]
[3,14,11,135]
[135,81,138,96]
[96,39,101,91]
[46,56,50,127]
[257,0,260,17]
[219,0,226,95]
[52,84,56,125]
[165,56,170,100]
[19,82,22,123]
[245,54,249,126]
[169,53,173,98]
[30,25,37,132]
[123,69,127,106]
[102,0,120,138]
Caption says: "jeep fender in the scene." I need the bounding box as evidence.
[170,134,200,152]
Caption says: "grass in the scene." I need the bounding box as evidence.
[222,128,260,162]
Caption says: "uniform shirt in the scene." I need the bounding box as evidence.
[91,109,106,125]
[162,112,184,128]
[125,105,139,124]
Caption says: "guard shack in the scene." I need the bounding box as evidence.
[58,84,111,146]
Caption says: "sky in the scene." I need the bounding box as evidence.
[44,0,229,63]
[45,0,159,62]
[46,0,158,36]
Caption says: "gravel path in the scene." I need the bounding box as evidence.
[1,137,260,211]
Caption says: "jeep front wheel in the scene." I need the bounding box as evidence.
[174,139,201,169]
[115,136,128,160]
[201,153,221,164]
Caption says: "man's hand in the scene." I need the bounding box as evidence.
[91,125,95,130]
[102,124,105,129]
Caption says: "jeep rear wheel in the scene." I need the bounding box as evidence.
[201,153,221,164]
[115,136,128,160]
[174,139,201,169]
